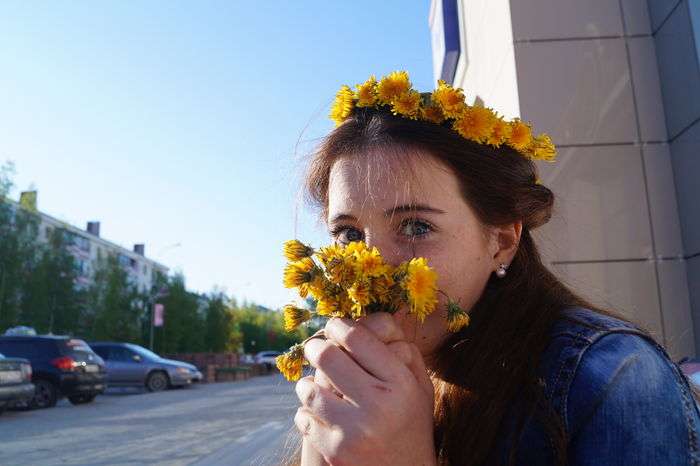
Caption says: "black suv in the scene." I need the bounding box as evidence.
[0,335,107,408]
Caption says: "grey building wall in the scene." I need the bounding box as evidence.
[650,0,700,354]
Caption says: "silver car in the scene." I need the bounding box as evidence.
[89,342,202,392]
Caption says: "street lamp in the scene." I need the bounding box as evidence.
[149,242,181,350]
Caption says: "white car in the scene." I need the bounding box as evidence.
[254,351,282,370]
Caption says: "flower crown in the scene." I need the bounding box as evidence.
[330,70,556,163]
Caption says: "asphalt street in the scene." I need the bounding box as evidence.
[0,374,299,466]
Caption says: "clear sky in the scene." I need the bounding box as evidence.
[0,1,435,309]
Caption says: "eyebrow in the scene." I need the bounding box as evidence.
[328,213,358,224]
[384,204,445,217]
[328,204,445,224]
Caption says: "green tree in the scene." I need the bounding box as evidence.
[232,303,310,353]
[0,162,40,331]
[203,291,234,352]
[21,228,85,335]
[89,254,141,342]
[155,274,204,354]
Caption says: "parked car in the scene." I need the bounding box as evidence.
[0,352,34,414]
[0,335,106,409]
[89,342,203,392]
[255,350,282,370]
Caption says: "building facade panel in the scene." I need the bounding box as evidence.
[510,0,624,41]
[551,260,664,343]
[654,1,700,139]
[536,144,654,262]
[641,143,686,258]
[514,38,638,145]
[657,259,695,360]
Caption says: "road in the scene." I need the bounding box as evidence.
[0,374,299,466]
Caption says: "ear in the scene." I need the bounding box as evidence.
[488,221,522,268]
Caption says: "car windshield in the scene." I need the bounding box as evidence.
[126,344,162,360]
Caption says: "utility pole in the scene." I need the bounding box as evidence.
[149,243,180,350]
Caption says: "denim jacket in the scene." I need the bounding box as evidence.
[495,307,700,466]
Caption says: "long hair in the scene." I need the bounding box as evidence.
[302,108,626,465]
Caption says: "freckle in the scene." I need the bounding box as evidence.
[373,385,391,393]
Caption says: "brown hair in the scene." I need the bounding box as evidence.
[303,107,619,465]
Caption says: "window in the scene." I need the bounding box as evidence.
[117,253,131,268]
[0,340,57,360]
[92,346,110,360]
[110,346,137,362]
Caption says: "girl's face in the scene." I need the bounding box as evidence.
[326,149,519,359]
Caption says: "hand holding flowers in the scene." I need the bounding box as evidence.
[296,313,437,466]
[277,239,470,382]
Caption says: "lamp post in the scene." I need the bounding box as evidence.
[149,242,181,350]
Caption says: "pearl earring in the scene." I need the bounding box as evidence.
[496,263,508,278]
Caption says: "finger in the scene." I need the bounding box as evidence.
[314,369,343,399]
[294,407,339,462]
[386,340,413,366]
[357,312,405,343]
[324,317,411,383]
[303,336,373,400]
[295,376,349,420]
[406,343,434,401]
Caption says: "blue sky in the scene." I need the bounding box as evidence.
[0,1,434,309]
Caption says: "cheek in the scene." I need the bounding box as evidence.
[428,233,493,309]
[396,240,492,355]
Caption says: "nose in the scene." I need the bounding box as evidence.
[364,230,406,267]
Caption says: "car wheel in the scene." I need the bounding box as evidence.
[146,371,169,392]
[67,394,96,405]
[31,379,58,409]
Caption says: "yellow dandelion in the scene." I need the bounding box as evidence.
[403,258,438,323]
[431,80,466,119]
[452,106,497,143]
[526,134,557,162]
[276,344,306,382]
[316,297,339,316]
[330,85,355,126]
[315,244,345,267]
[422,104,446,124]
[283,304,311,332]
[350,303,366,319]
[355,75,378,107]
[283,257,316,289]
[508,119,533,151]
[343,241,367,257]
[283,239,314,262]
[337,292,354,318]
[391,90,421,119]
[370,274,395,302]
[446,301,470,332]
[354,246,388,278]
[348,280,371,307]
[486,117,512,147]
[304,274,330,301]
[326,256,358,287]
[377,71,412,104]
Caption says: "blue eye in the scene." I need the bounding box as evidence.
[331,226,364,245]
[399,219,433,239]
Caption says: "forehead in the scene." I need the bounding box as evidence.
[327,148,463,219]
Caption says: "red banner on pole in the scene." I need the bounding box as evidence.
[153,303,165,327]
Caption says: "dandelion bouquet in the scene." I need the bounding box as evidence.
[276,239,470,381]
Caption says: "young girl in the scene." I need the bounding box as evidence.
[291,72,700,465]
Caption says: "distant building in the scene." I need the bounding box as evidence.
[14,190,168,293]
[429,0,700,358]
